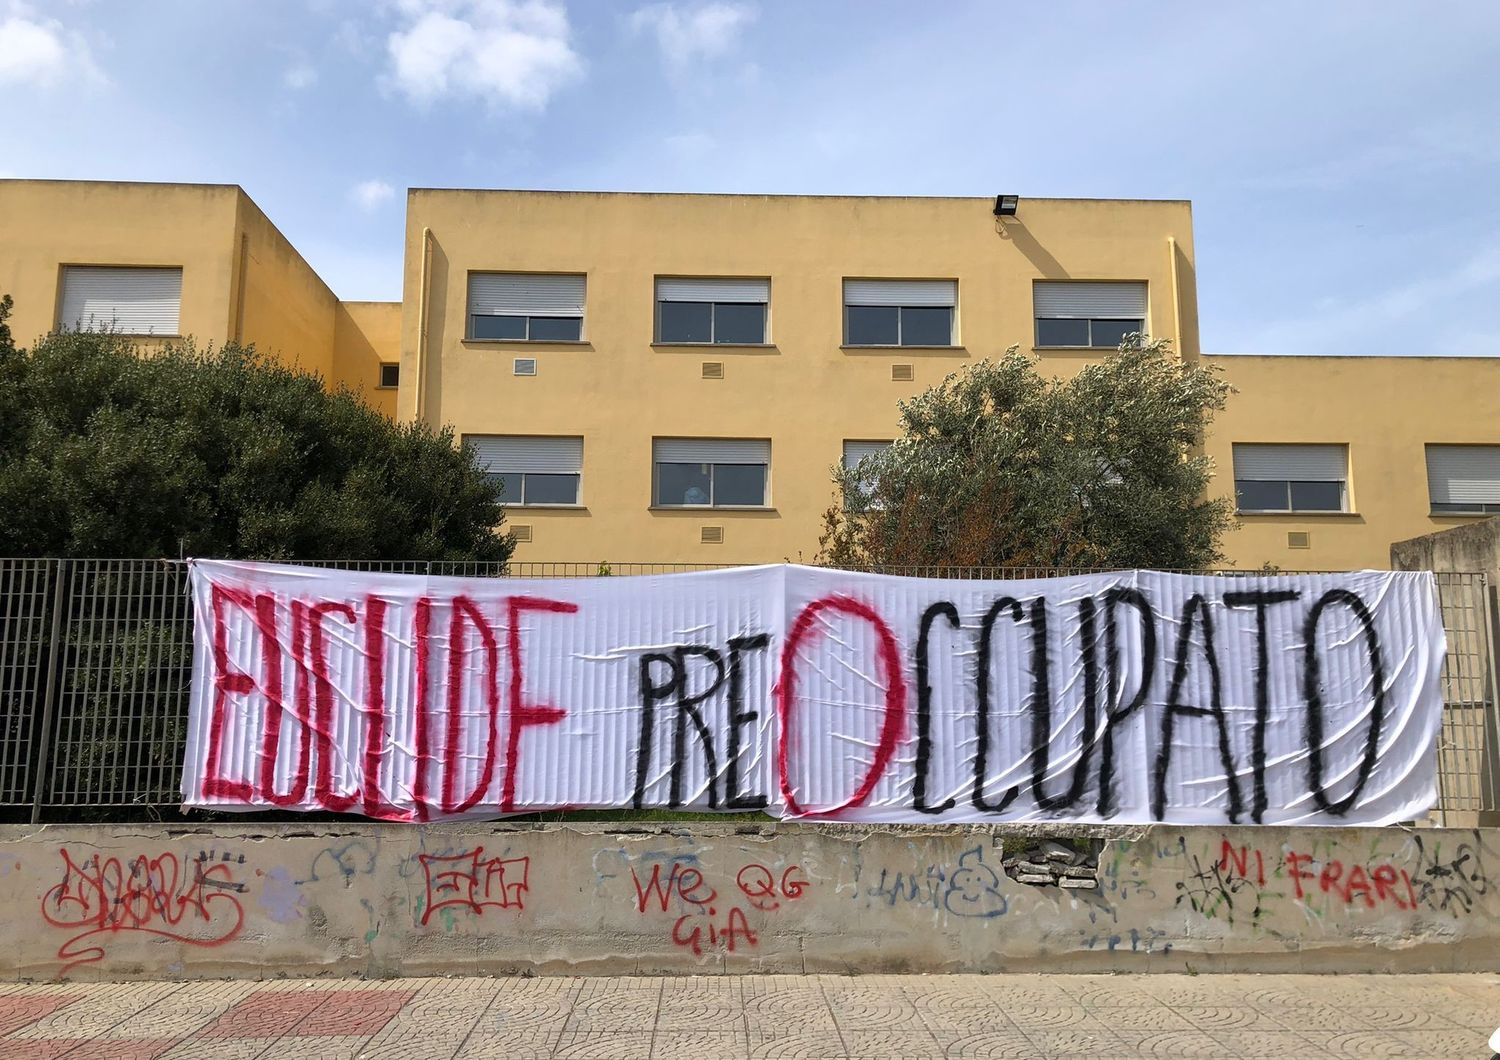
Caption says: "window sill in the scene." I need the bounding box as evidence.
[651,343,778,351]
[841,345,967,352]
[500,504,588,511]
[375,385,398,391]
[462,339,592,348]
[1429,510,1500,518]
[1236,510,1361,518]
[72,332,183,340]
[649,505,778,514]
[1033,345,1117,352]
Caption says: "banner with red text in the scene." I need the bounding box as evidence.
[184,561,1444,825]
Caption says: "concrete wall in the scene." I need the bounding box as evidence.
[1392,516,1500,580]
[3,823,1495,982]
[400,190,1199,564]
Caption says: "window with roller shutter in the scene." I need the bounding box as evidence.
[58,266,182,336]
[1426,446,1500,515]
[842,440,892,510]
[466,435,583,506]
[843,279,956,347]
[467,273,585,342]
[656,277,769,344]
[1232,444,1348,513]
[1033,281,1147,349]
[653,438,770,507]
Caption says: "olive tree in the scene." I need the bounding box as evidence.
[818,337,1236,570]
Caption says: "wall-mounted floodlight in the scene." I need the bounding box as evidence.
[993,194,1019,217]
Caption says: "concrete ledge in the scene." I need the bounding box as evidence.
[1,822,1495,980]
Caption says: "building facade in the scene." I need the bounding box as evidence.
[3,178,1497,571]
[0,180,399,418]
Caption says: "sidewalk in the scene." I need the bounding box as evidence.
[0,972,1495,1059]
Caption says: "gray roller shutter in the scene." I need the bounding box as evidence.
[59,266,182,335]
[1232,444,1347,481]
[1426,446,1500,505]
[654,438,771,464]
[657,278,769,303]
[1034,281,1147,318]
[466,435,583,473]
[468,274,585,316]
[843,440,892,468]
[843,279,956,307]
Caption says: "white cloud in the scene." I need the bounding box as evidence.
[350,179,396,211]
[1241,241,1500,357]
[283,62,317,91]
[630,2,755,70]
[386,0,582,109]
[0,6,103,88]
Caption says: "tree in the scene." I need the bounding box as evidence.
[0,316,512,561]
[0,294,14,358]
[818,337,1236,570]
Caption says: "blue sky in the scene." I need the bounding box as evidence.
[3,0,1498,356]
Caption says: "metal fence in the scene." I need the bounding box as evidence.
[0,558,1495,823]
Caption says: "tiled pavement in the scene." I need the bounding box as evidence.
[0,973,1495,1059]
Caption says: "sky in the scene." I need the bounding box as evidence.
[3,0,1499,357]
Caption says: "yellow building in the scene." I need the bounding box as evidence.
[400,189,1199,564]
[0,179,398,418]
[1208,355,1500,570]
[5,179,1499,571]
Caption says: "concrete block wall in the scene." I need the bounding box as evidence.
[0,823,1495,981]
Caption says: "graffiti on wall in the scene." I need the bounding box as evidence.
[41,848,247,974]
[416,848,530,927]
[628,854,809,957]
[1170,833,1490,927]
[859,844,1010,919]
[28,828,1495,978]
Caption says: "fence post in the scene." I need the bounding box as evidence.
[1482,572,1500,819]
[30,558,70,825]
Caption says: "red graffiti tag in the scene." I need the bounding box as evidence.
[417,848,530,926]
[41,848,246,975]
[630,859,809,956]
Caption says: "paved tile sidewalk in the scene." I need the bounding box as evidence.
[0,973,1495,1059]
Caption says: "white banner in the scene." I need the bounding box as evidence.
[184,562,1444,826]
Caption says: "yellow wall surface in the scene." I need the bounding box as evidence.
[0,179,401,414]
[401,190,1198,563]
[0,180,239,347]
[334,301,402,417]
[231,193,337,380]
[1209,355,1500,571]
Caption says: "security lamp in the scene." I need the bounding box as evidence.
[993,194,1019,217]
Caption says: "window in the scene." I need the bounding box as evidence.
[843,440,892,509]
[1232,444,1348,513]
[1034,281,1146,348]
[59,265,182,336]
[843,280,956,347]
[468,273,585,342]
[656,278,769,344]
[378,363,399,389]
[654,439,770,507]
[466,435,583,506]
[1426,446,1500,514]
[842,440,892,471]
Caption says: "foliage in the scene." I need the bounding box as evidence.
[0,316,512,561]
[818,337,1236,570]
[0,294,13,358]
